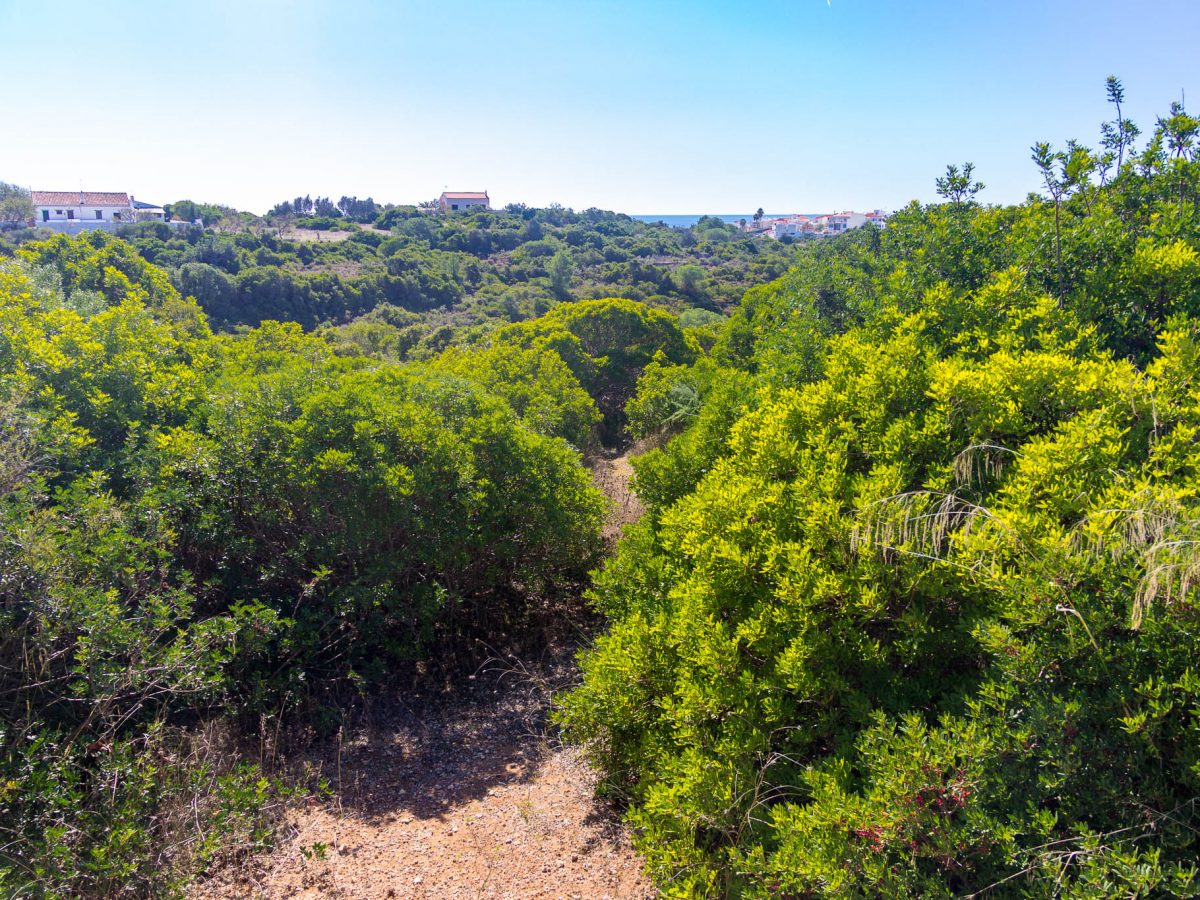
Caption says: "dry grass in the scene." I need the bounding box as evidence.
[276,228,356,243]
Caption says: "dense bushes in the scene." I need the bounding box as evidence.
[151,328,606,685]
[6,81,1199,900]
[560,93,1200,896]
[430,342,602,448]
[563,312,1200,895]
[0,250,605,894]
[497,297,699,443]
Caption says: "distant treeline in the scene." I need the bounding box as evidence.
[560,83,1200,896]
[2,204,796,340]
[0,220,703,891]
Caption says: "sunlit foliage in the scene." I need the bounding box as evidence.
[561,89,1200,896]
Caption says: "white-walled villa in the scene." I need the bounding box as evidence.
[30,190,175,232]
[438,191,490,212]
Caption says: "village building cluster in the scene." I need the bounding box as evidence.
[741,209,889,239]
[20,186,884,241]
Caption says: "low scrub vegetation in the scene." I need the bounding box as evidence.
[560,88,1200,896]
[0,256,626,894]
[3,82,1200,897]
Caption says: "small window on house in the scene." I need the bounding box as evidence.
[452,204,459,210]
[55,209,62,215]
[67,210,74,220]
[42,210,49,222]
[95,210,103,220]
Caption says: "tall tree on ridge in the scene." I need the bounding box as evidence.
[1032,142,1068,304]
[934,162,985,208]
[1157,99,1199,214]
[0,182,32,227]
[1101,75,1140,173]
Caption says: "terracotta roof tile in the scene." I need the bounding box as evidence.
[32,190,130,207]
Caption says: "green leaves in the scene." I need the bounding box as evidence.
[497,297,697,444]
[935,161,985,208]
[430,341,601,448]
[562,90,1200,895]
[0,245,607,895]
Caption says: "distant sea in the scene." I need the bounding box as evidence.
[631,214,801,228]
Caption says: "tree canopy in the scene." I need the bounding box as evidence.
[0,182,32,227]
[4,80,1200,899]
[560,87,1200,897]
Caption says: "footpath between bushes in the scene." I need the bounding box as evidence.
[192,451,653,900]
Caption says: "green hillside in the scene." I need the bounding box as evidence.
[2,85,1199,897]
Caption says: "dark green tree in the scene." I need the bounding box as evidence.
[548,248,574,299]
[0,181,32,227]
[934,162,985,208]
[1031,141,1068,302]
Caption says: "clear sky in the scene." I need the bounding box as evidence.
[1,0,1197,215]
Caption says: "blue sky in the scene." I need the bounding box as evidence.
[1,0,1196,214]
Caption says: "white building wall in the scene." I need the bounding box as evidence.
[442,198,488,211]
[34,219,194,235]
[36,204,131,224]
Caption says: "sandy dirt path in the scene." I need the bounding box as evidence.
[192,453,653,900]
[589,452,646,545]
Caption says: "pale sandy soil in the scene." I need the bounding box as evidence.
[590,451,645,545]
[276,227,356,243]
[191,667,652,900]
[191,453,654,900]
[276,224,392,243]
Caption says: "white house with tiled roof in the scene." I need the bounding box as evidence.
[811,211,869,234]
[32,190,133,225]
[761,210,889,240]
[770,215,815,238]
[438,190,489,212]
